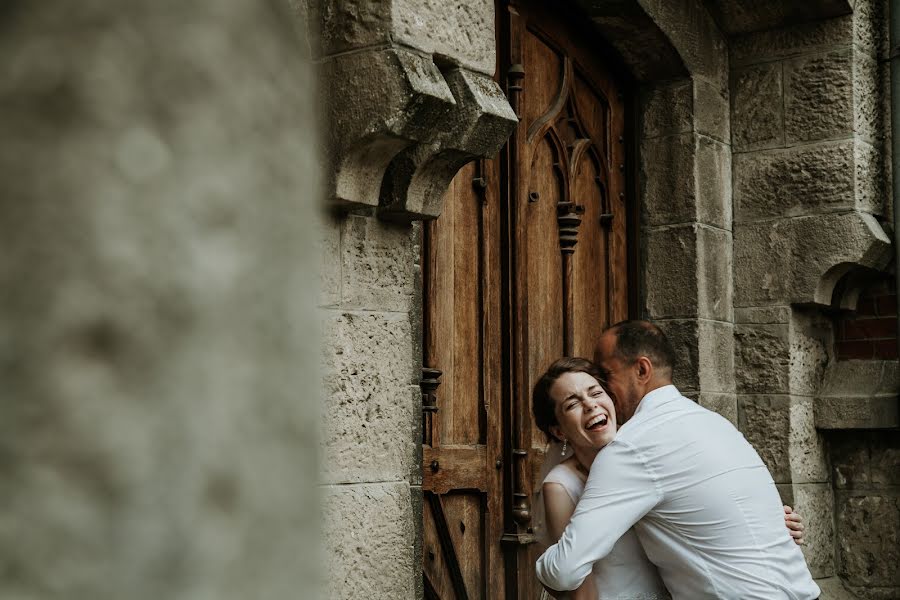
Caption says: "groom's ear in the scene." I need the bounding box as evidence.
[635,356,653,383]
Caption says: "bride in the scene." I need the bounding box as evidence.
[531,358,805,600]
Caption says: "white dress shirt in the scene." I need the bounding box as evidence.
[536,385,821,600]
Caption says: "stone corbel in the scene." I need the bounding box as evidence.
[323,46,516,220]
[737,212,892,307]
[323,47,458,211]
[811,213,893,306]
[379,68,518,221]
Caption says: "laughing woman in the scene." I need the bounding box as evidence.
[532,358,805,600]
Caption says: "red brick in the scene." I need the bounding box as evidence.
[875,294,897,317]
[841,317,897,341]
[873,338,899,360]
[836,340,875,360]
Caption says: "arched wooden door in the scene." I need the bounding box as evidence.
[422,1,633,597]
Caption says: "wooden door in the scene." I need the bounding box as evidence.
[422,0,632,597]
[506,1,630,596]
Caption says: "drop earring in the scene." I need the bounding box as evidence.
[561,439,568,457]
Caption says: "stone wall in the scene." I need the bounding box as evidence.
[729,0,897,594]
[318,214,423,600]
[0,1,322,598]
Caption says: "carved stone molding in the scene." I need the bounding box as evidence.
[379,68,517,221]
[735,212,892,308]
[322,47,456,212]
[314,0,517,220]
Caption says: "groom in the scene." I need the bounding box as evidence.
[536,320,820,599]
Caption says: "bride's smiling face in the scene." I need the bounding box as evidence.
[549,371,618,451]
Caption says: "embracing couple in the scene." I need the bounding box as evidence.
[532,320,820,600]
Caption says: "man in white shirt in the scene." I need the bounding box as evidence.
[536,320,820,599]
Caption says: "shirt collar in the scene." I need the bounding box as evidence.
[631,384,680,418]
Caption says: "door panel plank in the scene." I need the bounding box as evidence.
[424,446,488,494]
[443,493,486,598]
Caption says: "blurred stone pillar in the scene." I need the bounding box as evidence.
[0,1,321,599]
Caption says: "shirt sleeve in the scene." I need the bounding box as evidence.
[535,439,662,591]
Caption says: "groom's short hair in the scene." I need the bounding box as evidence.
[608,320,676,376]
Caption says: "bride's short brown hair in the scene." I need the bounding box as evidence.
[532,357,607,442]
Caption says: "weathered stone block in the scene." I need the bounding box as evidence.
[814,576,857,600]
[734,213,891,307]
[708,0,852,37]
[698,319,735,393]
[323,482,417,599]
[311,0,392,58]
[816,396,900,429]
[341,215,419,313]
[735,323,790,394]
[656,319,700,392]
[789,396,830,483]
[640,80,692,139]
[784,49,853,143]
[320,215,341,308]
[696,137,732,230]
[643,225,698,318]
[641,134,696,226]
[845,584,900,600]
[392,0,496,75]
[794,483,836,579]
[699,392,737,425]
[730,17,853,68]
[854,53,882,144]
[312,0,495,75]
[835,493,900,588]
[321,310,418,484]
[697,225,733,321]
[820,360,895,396]
[735,305,792,324]
[625,0,726,92]
[733,141,855,221]
[789,310,831,397]
[731,62,784,151]
[853,0,889,59]
[776,483,795,507]
[739,395,792,482]
[855,139,884,216]
[694,77,731,143]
